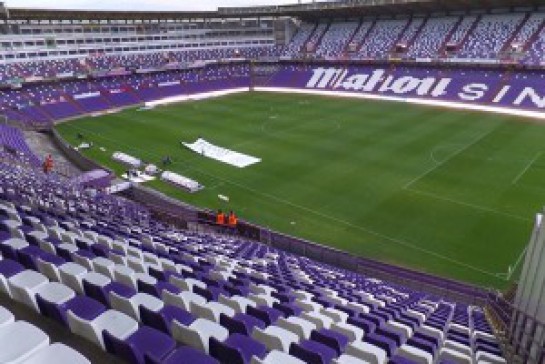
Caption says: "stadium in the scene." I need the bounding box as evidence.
[2,0,545,362]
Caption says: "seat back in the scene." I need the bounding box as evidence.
[209,336,244,364]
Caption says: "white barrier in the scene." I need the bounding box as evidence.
[144,87,249,108]
[160,171,203,193]
[112,152,142,168]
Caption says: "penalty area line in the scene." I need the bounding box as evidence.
[512,151,542,185]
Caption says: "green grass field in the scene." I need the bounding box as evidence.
[55,92,545,289]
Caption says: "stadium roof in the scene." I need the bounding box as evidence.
[4,0,545,21]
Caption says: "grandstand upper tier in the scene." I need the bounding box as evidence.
[1,0,545,68]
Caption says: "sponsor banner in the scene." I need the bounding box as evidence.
[158,81,180,87]
[73,92,101,100]
[268,65,545,111]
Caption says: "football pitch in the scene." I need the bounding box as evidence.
[55,91,545,289]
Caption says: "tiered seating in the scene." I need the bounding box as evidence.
[408,17,460,58]
[282,23,315,57]
[448,15,478,46]
[396,18,425,46]
[524,25,545,64]
[358,19,408,59]
[0,134,506,364]
[0,64,251,125]
[347,21,374,54]
[511,13,545,48]
[316,22,359,58]
[458,13,526,59]
[306,23,329,50]
[0,304,89,363]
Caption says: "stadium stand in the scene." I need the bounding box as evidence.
[5,0,545,363]
[0,125,506,364]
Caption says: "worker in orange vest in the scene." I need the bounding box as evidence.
[43,154,53,174]
[216,209,225,225]
[228,211,237,228]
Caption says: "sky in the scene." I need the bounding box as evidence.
[4,0,309,11]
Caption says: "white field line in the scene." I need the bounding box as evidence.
[405,187,531,223]
[512,151,542,185]
[403,128,495,189]
[507,244,529,280]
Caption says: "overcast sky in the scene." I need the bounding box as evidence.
[4,0,309,11]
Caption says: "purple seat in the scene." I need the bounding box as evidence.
[389,355,419,364]
[310,328,349,356]
[210,333,267,364]
[220,313,266,336]
[364,332,397,357]
[64,295,107,321]
[104,325,176,364]
[0,258,25,279]
[140,304,195,334]
[138,280,180,298]
[273,302,302,317]
[347,316,376,334]
[247,305,284,326]
[290,339,338,364]
[91,244,109,257]
[146,346,219,364]
[83,279,135,306]
[17,245,48,270]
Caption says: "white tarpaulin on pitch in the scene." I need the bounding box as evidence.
[182,138,261,168]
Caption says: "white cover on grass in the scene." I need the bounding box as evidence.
[112,152,141,168]
[161,171,202,193]
[183,138,261,168]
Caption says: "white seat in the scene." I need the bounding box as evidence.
[67,309,138,350]
[321,307,349,323]
[249,293,279,307]
[250,350,305,364]
[127,256,147,273]
[163,290,206,312]
[2,238,29,251]
[219,294,256,313]
[333,354,372,364]
[35,282,75,308]
[92,257,116,279]
[190,301,235,322]
[301,311,334,329]
[113,265,138,290]
[444,339,472,357]
[110,292,163,321]
[126,247,143,260]
[331,322,365,342]
[0,321,50,363]
[21,343,90,364]
[59,262,87,294]
[397,344,434,364]
[439,347,473,364]
[172,318,229,353]
[36,258,65,282]
[476,351,506,364]
[0,306,14,327]
[252,325,299,352]
[82,271,111,289]
[277,316,317,340]
[295,299,322,313]
[345,341,387,364]
[8,270,49,311]
[57,243,78,255]
[72,252,94,271]
[386,320,413,338]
